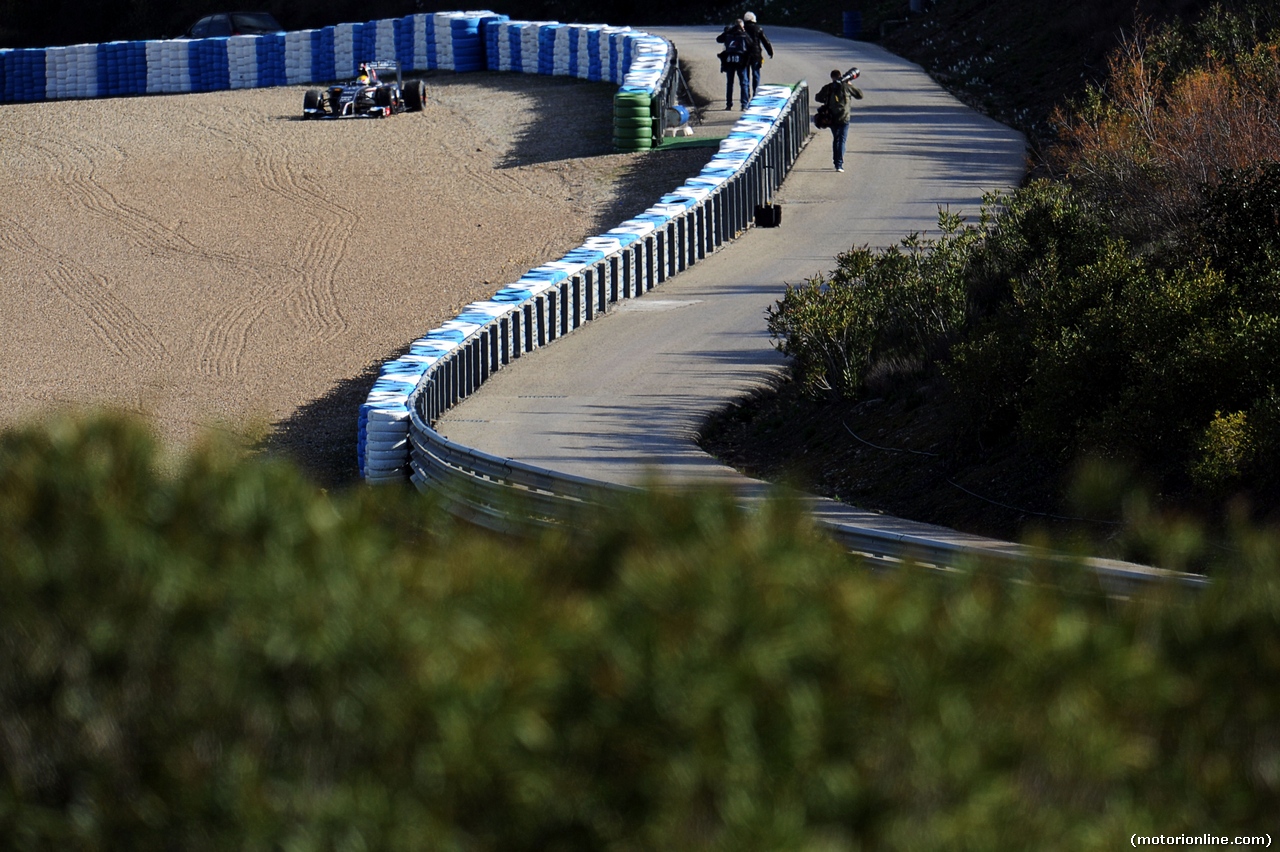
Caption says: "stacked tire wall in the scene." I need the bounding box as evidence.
[1,13,677,152]
[0,11,502,101]
[482,20,674,151]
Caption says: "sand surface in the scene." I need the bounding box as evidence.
[0,71,713,486]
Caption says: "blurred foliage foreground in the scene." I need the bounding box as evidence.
[2,412,1280,849]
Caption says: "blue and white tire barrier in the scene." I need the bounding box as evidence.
[0,10,511,103]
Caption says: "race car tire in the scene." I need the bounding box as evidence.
[613,106,651,118]
[303,89,322,117]
[374,86,393,108]
[613,116,652,128]
[405,79,427,111]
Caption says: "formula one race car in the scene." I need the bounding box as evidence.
[303,61,427,119]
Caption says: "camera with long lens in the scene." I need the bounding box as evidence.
[839,66,860,83]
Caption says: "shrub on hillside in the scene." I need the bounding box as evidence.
[766,207,985,398]
[4,413,1280,848]
[948,175,1280,493]
[1047,8,1280,249]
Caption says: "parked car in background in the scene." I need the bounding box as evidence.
[183,12,284,39]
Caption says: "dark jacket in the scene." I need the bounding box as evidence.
[716,25,754,71]
[816,79,863,124]
[743,21,773,63]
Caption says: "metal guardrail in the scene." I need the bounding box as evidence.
[408,420,1208,594]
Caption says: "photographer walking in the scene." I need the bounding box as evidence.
[716,19,754,110]
[815,67,863,172]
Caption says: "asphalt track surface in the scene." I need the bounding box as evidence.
[435,26,1030,544]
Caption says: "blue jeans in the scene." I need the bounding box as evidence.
[831,121,849,169]
[750,62,762,97]
[724,66,750,107]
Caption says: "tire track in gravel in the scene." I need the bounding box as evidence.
[14,125,279,378]
[245,128,353,343]
[185,113,353,377]
[0,214,167,360]
[14,129,245,267]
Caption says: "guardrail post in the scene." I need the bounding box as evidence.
[534,295,547,348]
[619,247,632,298]
[689,206,700,260]
[419,380,431,424]
[558,280,570,334]
[666,220,678,276]
[714,186,725,244]
[672,216,683,273]
[773,136,784,192]
[438,358,449,410]
[667,220,678,276]
[698,203,709,258]
[680,212,693,269]
[475,333,485,385]
[485,325,497,379]
[545,290,556,342]
[446,353,459,407]
[468,341,478,395]
[655,227,667,284]
[595,260,608,313]
[726,183,736,241]
[642,235,655,292]
[728,180,739,239]
[737,173,747,235]
[463,340,476,398]
[713,190,725,248]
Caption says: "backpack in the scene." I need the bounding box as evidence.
[825,83,851,122]
[721,30,747,67]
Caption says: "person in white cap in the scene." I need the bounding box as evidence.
[742,12,774,99]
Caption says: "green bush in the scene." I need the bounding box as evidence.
[767,207,984,399]
[1189,410,1254,492]
[944,180,1117,445]
[941,175,1280,494]
[3,413,1280,849]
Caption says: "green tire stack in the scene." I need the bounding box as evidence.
[613,91,655,151]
